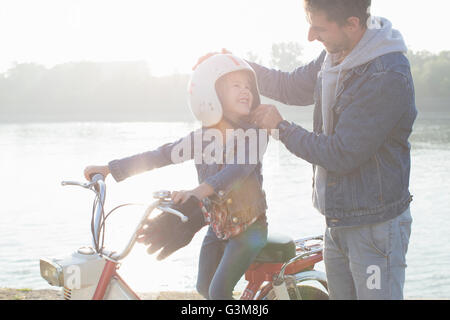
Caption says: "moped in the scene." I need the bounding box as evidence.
[40,174,328,300]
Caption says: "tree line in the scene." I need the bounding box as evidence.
[1,43,448,122]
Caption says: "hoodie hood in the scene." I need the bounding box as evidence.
[323,16,408,74]
[319,16,408,137]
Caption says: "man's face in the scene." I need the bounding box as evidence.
[306,9,352,54]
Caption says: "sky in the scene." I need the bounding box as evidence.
[0,0,448,76]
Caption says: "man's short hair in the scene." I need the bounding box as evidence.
[304,0,371,27]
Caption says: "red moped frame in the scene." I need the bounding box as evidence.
[241,249,323,300]
[92,242,323,300]
[92,260,141,300]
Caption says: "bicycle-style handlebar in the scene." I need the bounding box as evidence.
[62,174,106,250]
[61,174,188,261]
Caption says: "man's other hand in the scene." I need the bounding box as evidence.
[192,48,232,70]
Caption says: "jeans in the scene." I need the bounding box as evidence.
[196,219,268,300]
[324,207,413,300]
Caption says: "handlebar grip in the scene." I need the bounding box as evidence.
[61,174,105,189]
[90,173,105,183]
[90,174,105,193]
[157,206,189,223]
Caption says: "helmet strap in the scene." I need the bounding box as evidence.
[222,114,256,131]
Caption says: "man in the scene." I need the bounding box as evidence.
[249,0,417,299]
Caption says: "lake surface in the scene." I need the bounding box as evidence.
[1,111,449,298]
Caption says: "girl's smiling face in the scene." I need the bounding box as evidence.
[216,70,254,121]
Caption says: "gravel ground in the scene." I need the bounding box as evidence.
[0,288,206,300]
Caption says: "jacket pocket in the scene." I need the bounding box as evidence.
[327,172,345,211]
[333,92,353,115]
[357,154,384,208]
[373,153,384,204]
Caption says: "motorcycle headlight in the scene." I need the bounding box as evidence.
[40,258,64,287]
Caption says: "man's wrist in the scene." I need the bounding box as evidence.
[273,120,290,140]
[277,120,290,131]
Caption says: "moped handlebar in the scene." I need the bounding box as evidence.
[62,173,105,188]
[107,201,189,261]
[62,174,106,250]
[61,174,188,261]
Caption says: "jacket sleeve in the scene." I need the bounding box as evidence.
[247,50,326,106]
[108,131,195,182]
[279,71,414,175]
[203,130,268,195]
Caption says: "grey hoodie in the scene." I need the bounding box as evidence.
[313,17,408,213]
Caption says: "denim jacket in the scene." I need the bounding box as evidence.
[249,51,417,227]
[108,126,268,223]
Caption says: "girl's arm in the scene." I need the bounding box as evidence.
[171,163,259,204]
[107,131,195,183]
[174,129,268,203]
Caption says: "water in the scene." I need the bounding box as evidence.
[0,113,449,299]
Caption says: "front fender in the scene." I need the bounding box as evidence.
[293,270,328,291]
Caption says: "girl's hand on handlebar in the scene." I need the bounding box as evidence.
[171,183,214,204]
[84,165,110,181]
[171,190,196,205]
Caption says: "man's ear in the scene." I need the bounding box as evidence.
[345,16,361,31]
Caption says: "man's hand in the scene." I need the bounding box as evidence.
[250,104,284,135]
[192,48,232,70]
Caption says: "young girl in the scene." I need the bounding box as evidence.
[84,54,269,300]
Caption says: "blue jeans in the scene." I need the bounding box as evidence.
[196,219,268,300]
[324,207,413,300]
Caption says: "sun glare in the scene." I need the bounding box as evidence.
[0,0,448,75]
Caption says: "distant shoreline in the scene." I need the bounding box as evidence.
[1,99,449,124]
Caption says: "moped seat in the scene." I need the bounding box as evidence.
[254,234,296,263]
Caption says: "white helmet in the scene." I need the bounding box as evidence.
[188,54,261,127]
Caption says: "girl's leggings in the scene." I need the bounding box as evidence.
[196,218,268,300]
